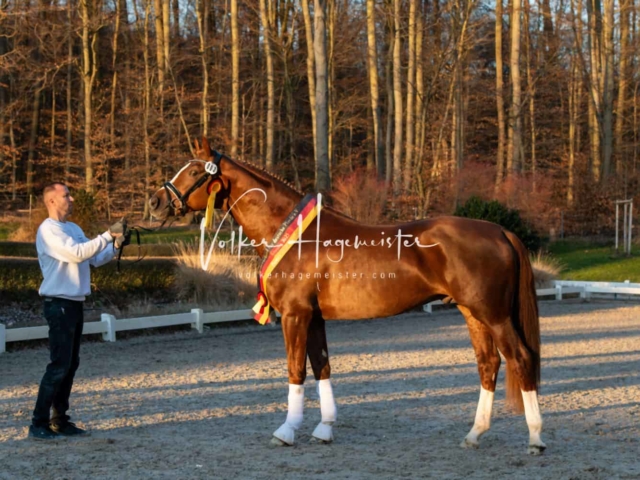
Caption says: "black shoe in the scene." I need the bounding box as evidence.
[50,421,90,437]
[29,425,61,441]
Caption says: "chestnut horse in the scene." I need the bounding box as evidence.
[149,138,545,454]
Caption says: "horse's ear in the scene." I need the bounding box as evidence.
[194,138,200,152]
[201,137,212,159]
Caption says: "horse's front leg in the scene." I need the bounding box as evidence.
[307,311,336,443]
[271,311,312,446]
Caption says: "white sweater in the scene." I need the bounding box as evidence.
[36,218,115,301]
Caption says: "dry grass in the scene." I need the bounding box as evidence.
[171,241,258,310]
[530,251,564,288]
[8,209,48,242]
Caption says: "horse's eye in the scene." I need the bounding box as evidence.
[190,170,199,177]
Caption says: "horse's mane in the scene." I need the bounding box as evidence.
[233,158,304,197]
[235,157,363,223]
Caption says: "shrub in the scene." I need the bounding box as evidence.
[69,189,99,236]
[331,168,387,224]
[454,196,543,252]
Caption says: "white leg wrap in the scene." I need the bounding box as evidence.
[318,379,337,423]
[461,387,494,448]
[312,379,337,442]
[522,390,546,455]
[273,384,304,446]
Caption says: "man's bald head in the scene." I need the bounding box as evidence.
[43,183,67,203]
[43,183,74,221]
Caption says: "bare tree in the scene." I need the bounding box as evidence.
[366,0,383,178]
[403,0,416,192]
[231,0,239,157]
[260,0,275,170]
[153,0,165,92]
[196,0,210,136]
[80,0,97,191]
[507,0,523,175]
[615,0,631,175]
[392,0,403,196]
[494,0,507,189]
[300,0,318,167]
[601,0,614,178]
[314,0,330,191]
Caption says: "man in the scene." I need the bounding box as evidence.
[29,182,126,441]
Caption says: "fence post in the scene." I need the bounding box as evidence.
[579,287,590,301]
[101,314,116,342]
[555,284,562,301]
[0,323,5,354]
[191,308,204,334]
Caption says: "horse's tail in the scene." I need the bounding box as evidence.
[503,230,540,414]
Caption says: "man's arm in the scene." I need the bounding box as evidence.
[89,243,117,267]
[38,222,113,264]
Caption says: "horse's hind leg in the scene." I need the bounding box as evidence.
[271,310,312,446]
[458,306,501,449]
[489,320,546,455]
[307,311,336,443]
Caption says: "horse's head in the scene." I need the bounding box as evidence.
[148,138,225,220]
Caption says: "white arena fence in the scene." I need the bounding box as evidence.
[1,280,640,354]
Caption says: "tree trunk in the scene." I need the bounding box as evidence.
[231,0,239,157]
[80,0,94,191]
[143,0,152,219]
[615,0,630,176]
[494,0,506,190]
[110,0,122,150]
[172,0,180,36]
[568,56,578,206]
[330,0,337,176]
[507,0,522,175]
[601,0,614,178]
[392,0,403,196]
[260,0,275,170]
[66,0,73,182]
[403,0,416,192]
[314,0,330,191]
[162,0,170,71]
[524,0,536,189]
[366,0,383,177]
[301,0,317,170]
[414,1,424,187]
[196,0,210,136]
[586,0,602,181]
[10,118,17,201]
[385,8,394,188]
[153,0,165,92]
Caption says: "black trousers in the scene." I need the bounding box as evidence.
[32,297,84,427]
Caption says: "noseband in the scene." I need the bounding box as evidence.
[163,151,223,216]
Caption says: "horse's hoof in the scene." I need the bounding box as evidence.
[460,438,479,449]
[527,443,546,455]
[272,424,295,446]
[270,436,290,447]
[311,422,334,443]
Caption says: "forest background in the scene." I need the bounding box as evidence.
[1,0,639,238]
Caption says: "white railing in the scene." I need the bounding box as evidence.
[0,308,258,354]
[2,280,640,353]
[422,280,640,312]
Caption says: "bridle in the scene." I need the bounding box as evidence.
[162,150,224,216]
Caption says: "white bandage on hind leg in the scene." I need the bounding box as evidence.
[318,379,337,423]
[285,384,305,430]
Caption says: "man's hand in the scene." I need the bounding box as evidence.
[114,234,129,250]
[109,218,128,239]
